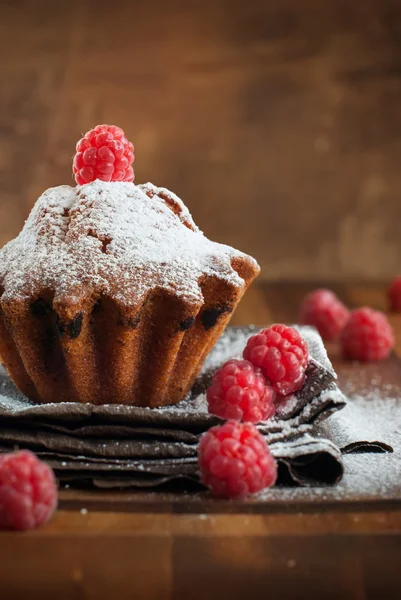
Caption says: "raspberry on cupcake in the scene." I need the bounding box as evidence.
[0,125,260,407]
[73,124,135,184]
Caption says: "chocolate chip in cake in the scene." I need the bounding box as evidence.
[179,317,196,331]
[30,298,51,317]
[57,313,83,339]
[201,305,232,330]
[67,313,84,338]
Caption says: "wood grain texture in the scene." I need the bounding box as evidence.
[1,0,401,280]
[0,281,400,599]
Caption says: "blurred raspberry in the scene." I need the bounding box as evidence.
[0,450,57,531]
[340,307,394,361]
[388,276,401,312]
[299,288,349,341]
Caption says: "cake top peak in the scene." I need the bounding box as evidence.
[0,180,259,307]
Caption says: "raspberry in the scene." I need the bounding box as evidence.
[298,288,349,341]
[388,276,401,312]
[198,421,277,498]
[340,307,394,361]
[73,124,135,185]
[0,450,57,530]
[206,359,275,423]
[243,325,308,396]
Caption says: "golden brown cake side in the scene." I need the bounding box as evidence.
[0,181,259,406]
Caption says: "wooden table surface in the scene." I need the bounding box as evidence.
[1,282,401,600]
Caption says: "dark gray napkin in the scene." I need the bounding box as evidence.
[0,326,346,488]
[314,354,401,454]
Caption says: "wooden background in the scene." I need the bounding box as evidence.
[1,0,401,280]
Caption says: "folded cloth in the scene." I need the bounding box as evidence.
[0,430,344,488]
[0,381,344,456]
[314,354,401,454]
[0,326,346,488]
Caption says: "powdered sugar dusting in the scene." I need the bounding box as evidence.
[257,450,401,503]
[201,326,254,372]
[294,325,336,376]
[0,366,32,413]
[154,392,209,416]
[139,183,198,231]
[270,433,342,461]
[319,392,401,452]
[0,180,258,305]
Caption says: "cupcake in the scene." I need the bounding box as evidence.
[0,125,259,406]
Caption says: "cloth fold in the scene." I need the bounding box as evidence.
[0,325,375,490]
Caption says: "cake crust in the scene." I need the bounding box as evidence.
[0,181,259,406]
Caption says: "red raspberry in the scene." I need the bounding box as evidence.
[0,450,57,530]
[340,307,394,362]
[388,276,401,312]
[298,288,349,341]
[206,359,275,423]
[243,325,308,396]
[73,124,135,185]
[198,421,277,498]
